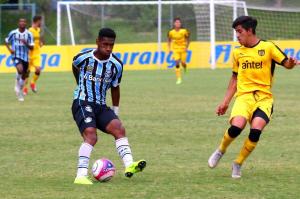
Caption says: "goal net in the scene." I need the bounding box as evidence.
[247,6,300,40]
[57,0,247,68]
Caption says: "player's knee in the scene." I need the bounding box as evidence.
[83,128,98,146]
[248,129,262,142]
[17,66,23,74]
[227,125,242,138]
[113,125,126,139]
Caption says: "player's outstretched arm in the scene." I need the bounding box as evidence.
[216,73,237,116]
[111,86,120,116]
[283,57,299,69]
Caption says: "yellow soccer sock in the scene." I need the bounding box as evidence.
[235,138,257,165]
[31,73,40,84]
[219,130,235,153]
[175,68,181,80]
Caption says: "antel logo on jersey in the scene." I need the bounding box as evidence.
[84,74,103,82]
[241,60,263,69]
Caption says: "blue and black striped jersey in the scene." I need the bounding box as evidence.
[5,28,34,62]
[72,49,123,105]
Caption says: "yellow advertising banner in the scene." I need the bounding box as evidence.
[0,41,300,73]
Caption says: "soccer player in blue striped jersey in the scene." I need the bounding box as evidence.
[72,28,146,185]
[5,18,34,101]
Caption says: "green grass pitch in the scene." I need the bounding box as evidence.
[0,68,299,199]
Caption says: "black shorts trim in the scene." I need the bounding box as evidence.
[71,99,118,134]
[252,108,270,124]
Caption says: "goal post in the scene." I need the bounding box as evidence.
[57,0,248,69]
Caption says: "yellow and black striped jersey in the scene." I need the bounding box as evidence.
[232,40,287,96]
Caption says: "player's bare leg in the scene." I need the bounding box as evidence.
[106,119,146,178]
[74,127,97,185]
[23,70,30,95]
[31,66,41,93]
[15,63,26,101]
[182,62,187,73]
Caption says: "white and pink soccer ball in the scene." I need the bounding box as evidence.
[92,158,116,182]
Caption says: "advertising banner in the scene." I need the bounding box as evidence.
[1,41,299,73]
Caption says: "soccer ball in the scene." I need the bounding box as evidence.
[92,158,116,182]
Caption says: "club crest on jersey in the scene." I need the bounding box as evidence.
[86,65,93,72]
[258,50,265,56]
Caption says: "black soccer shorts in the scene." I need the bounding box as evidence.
[71,99,118,134]
[14,58,29,72]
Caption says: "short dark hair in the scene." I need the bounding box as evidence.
[33,15,42,23]
[98,28,116,39]
[173,17,181,22]
[232,16,257,34]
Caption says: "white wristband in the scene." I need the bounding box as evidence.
[112,106,119,116]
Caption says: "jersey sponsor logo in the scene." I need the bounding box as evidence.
[84,74,103,82]
[258,50,265,56]
[241,60,263,69]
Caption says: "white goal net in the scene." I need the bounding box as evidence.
[57,0,247,68]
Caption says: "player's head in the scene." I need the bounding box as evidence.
[173,17,182,29]
[232,16,257,45]
[33,16,42,27]
[18,18,27,30]
[96,28,116,57]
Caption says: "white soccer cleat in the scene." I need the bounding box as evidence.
[232,162,242,179]
[17,91,24,102]
[208,149,224,168]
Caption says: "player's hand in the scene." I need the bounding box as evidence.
[9,49,15,54]
[284,57,298,69]
[216,102,229,116]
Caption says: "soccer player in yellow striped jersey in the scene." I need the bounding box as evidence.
[23,16,43,95]
[208,16,299,178]
[168,17,190,84]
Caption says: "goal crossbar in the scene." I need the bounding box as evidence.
[57,0,247,69]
